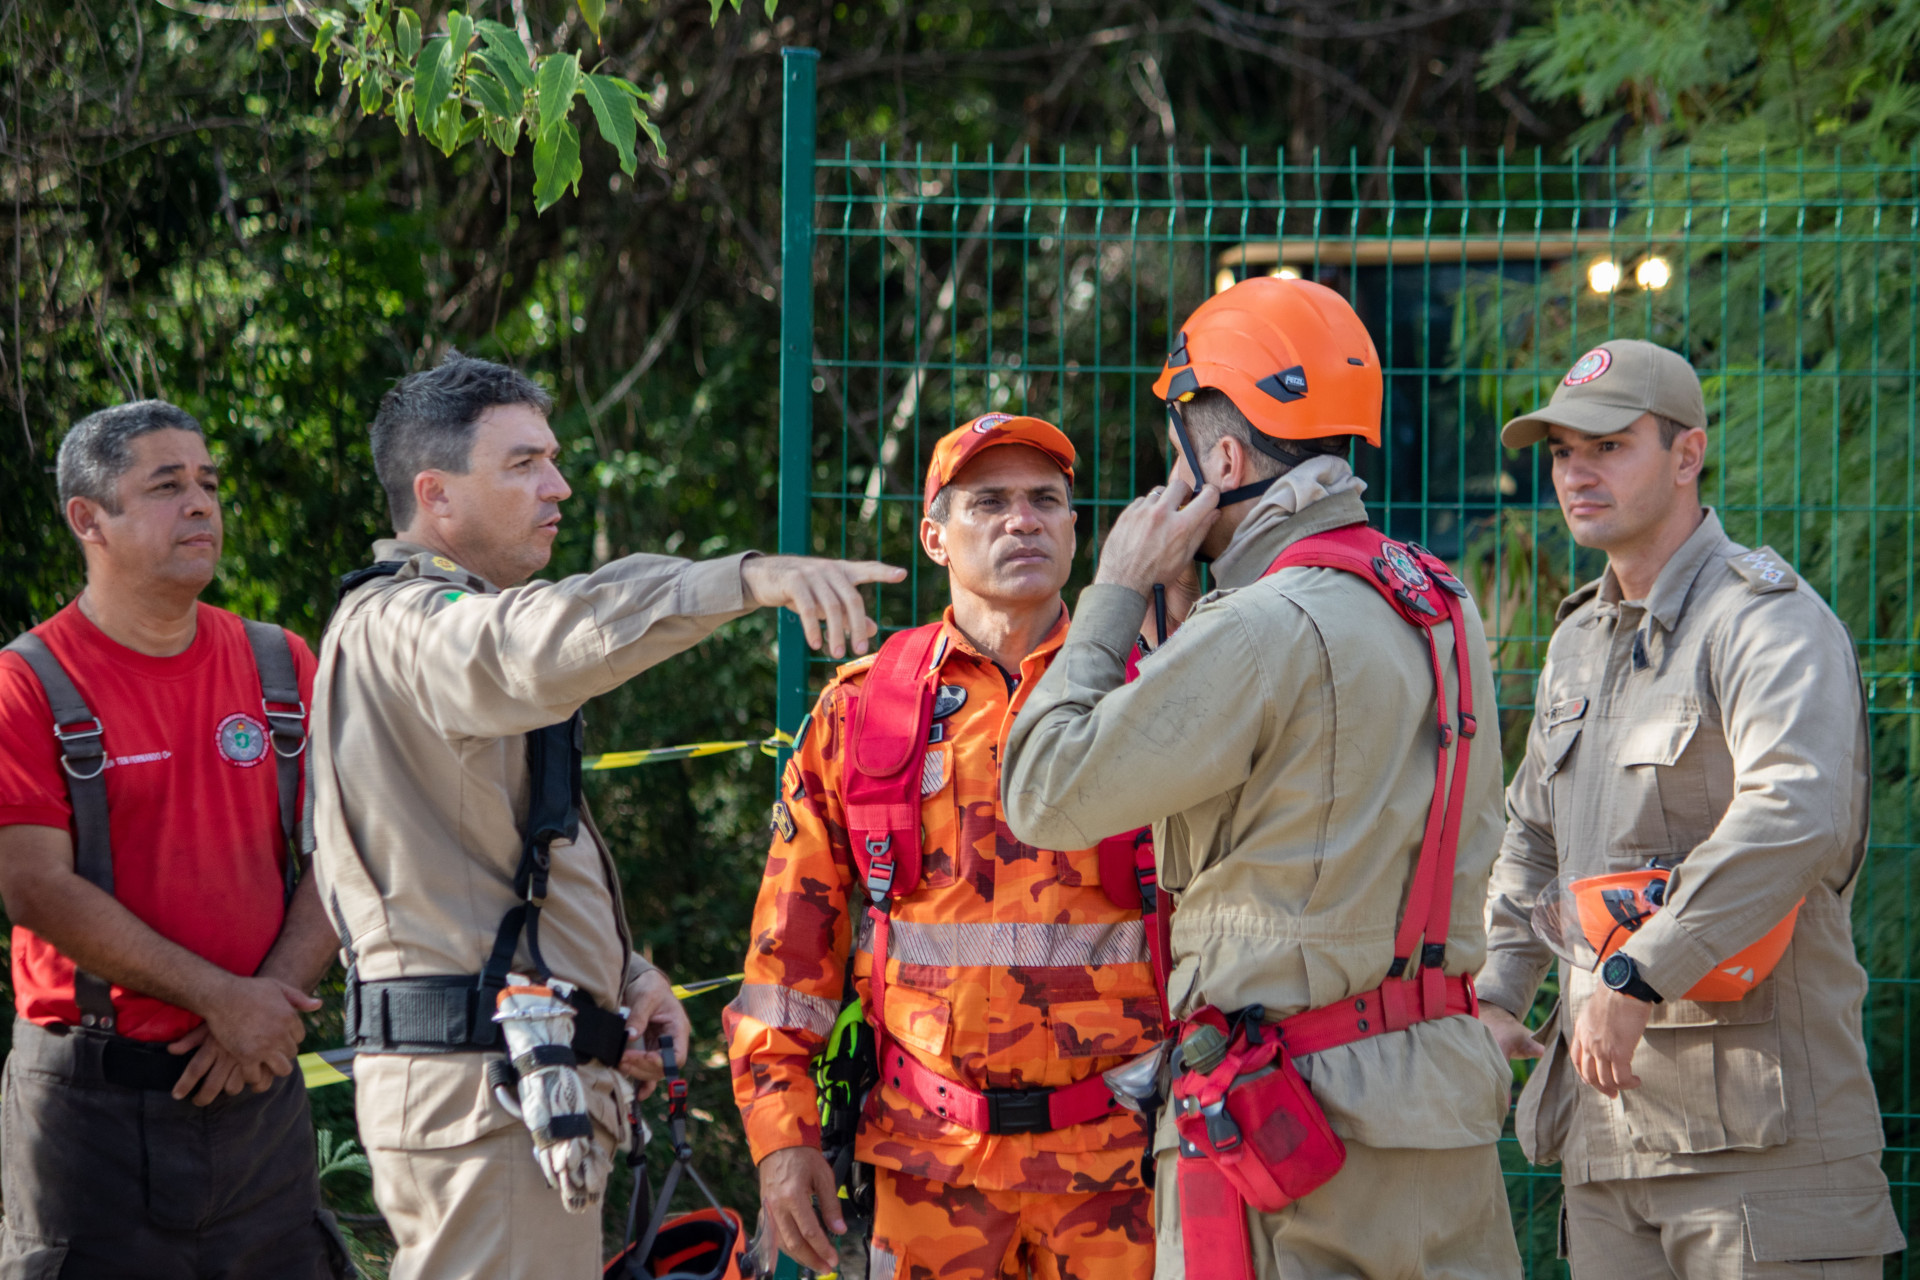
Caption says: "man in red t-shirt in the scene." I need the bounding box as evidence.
[0,401,350,1278]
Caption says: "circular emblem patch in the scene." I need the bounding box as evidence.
[1381,542,1431,591]
[216,713,269,768]
[1564,347,1612,386]
[972,413,1014,434]
[431,556,458,571]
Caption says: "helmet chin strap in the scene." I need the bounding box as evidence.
[1167,401,1278,508]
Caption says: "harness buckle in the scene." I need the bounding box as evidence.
[53,718,106,780]
[1459,712,1478,739]
[865,837,896,899]
[261,699,309,758]
[983,1086,1054,1135]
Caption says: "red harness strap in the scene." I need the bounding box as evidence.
[842,624,1159,1138]
[1173,525,1482,1280]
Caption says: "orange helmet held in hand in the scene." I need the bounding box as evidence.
[1533,865,1802,1002]
[1152,277,1381,506]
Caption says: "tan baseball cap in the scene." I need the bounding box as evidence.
[1500,339,1707,448]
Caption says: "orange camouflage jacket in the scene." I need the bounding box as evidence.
[723,609,1161,1193]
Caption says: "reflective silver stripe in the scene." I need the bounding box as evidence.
[859,918,1147,969]
[870,1243,899,1280]
[726,982,841,1036]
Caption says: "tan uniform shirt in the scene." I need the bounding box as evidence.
[312,540,753,1153]
[1004,488,1512,1153]
[1480,510,1887,1185]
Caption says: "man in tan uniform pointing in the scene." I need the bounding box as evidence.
[1004,278,1520,1280]
[312,351,900,1280]
[1479,339,1904,1277]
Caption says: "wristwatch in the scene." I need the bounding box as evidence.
[1600,953,1664,1004]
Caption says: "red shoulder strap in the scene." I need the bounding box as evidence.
[1264,524,1478,1024]
[843,623,944,904]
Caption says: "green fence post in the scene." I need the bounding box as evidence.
[776,47,820,770]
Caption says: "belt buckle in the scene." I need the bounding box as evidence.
[983,1086,1052,1135]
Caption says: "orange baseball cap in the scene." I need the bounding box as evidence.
[923,414,1077,512]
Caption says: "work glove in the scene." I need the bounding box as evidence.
[491,974,613,1213]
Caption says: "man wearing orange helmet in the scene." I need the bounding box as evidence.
[726,415,1161,1280]
[1004,278,1522,1280]
[1478,340,1903,1277]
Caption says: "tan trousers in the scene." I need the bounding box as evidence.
[1563,1152,1905,1279]
[1153,1139,1523,1280]
[366,1122,606,1280]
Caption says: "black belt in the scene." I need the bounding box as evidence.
[77,1031,192,1092]
[347,975,628,1066]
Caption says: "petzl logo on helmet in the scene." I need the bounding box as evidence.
[1564,348,1612,386]
[1380,542,1431,591]
[216,712,269,768]
[972,413,1014,433]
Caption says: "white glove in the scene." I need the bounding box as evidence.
[492,974,613,1213]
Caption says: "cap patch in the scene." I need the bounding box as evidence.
[972,413,1014,434]
[1564,348,1612,386]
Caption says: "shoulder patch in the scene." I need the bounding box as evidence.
[1727,546,1798,594]
[769,799,797,843]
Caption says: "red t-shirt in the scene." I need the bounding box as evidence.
[0,601,317,1042]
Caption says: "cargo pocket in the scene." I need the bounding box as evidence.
[0,1226,67,1280]
[1612,713,1702,857]
[1514,1002,1575,1166]
[1743,1185,1906,1267]
[880,986,952,1059]
[1049,995,1160,1060]
[1621,981,1787,1155]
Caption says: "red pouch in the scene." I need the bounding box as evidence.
[1171,1014,1346,1213]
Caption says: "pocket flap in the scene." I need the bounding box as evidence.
[1616,715,1699,767]
[1543,722,1582,778]
[1743,1185,1907,1262]
[1049,996,1159,1059]
[880,985,952,1058]
[1648,978,1775,1029]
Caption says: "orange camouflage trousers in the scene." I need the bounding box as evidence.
[869,1165,1154,1280]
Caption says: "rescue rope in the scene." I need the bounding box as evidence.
[298,972,748,1089]
[583,731,791,772]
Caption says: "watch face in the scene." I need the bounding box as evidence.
[1601,954,1631,989]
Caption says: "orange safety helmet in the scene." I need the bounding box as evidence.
[1545,865,1801,1002]
[1152,277,1382,505]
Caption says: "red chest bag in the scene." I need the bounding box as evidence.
[839,623,1171,1138]
[1171,524,1481,1280]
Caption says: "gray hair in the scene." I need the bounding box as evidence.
[56,400,206,512]
[371,349,554,528]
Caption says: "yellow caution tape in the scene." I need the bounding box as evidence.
[584,732,791,772]
[298,973,747,1089]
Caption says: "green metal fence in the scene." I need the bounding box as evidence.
[774,49,1920,1276]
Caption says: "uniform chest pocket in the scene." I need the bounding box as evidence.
[1611,713,1708,859]
[1543,721,1583,848]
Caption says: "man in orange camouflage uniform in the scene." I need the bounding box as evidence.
[725,415,1160,1280]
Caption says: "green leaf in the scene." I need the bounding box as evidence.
[413,37,453,137]
[359,72,384,115]
[582,74,638,174]
[394,6,420,59]
[432,97,464,154]
[445,9,474,61]
[475,20,533,84]
[483,111,522,156]
[534,52,581,141]
[532,119,582,212]
[707,0,741,22]
[764,0,777,14]
[466,68,514,120]
[578,0,606,40]
[477,50,529,107]
[638,108,665,158]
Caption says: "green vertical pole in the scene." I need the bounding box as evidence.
[777,47,819,767]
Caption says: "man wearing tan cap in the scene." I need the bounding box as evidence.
[1479,338,1904,1276]
[728,414,1159,1280]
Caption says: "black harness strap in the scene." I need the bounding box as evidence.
[3,621,307,1032]
[243,619,309,904]
[336,560,625,1063]
[4,633,117,1029]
